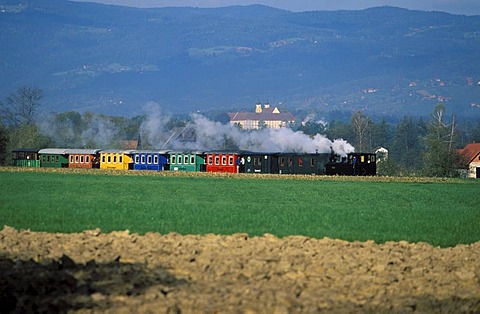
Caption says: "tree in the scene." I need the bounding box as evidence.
[325,120,354,144]
[297,121,326,136]
[1,86,43,127]
[5,124,54,165]
[351,110,371,151]
[390,116,426,171]
[0,120,8,165]
[423,104,461,177]
[369,118,390,150]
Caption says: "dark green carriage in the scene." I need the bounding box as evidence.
[277,153,330,175]
[12,149,41,167]
[38,148,69,168]
[242,152,279,174]
[243,152,331,175]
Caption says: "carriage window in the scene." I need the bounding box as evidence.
[86,156,90,163]
[147,155,152,164]
[215,156,220,165]
[154,155,158,164]
[280,157,285,167]
[107,155,111,163]
[208,156,213,165]
[56,156,59,163]
[70,156,74,163]
[171,155,176,164]
[119,156,123,163]
[178,155,182,164]
[228,156,234,165]
[113,155,117,163]
[298,157,303,167]
[190,156,195,164]
[80,155,84,163]
[74,155,78,163]
[135,155,140,163]
[371,155,376,162]
[310,158,315,167]
[254,157,261,166]
[288,158,293,166]
[361,156,365,163]
[222,156,227,165]
[141,155,145,164]
[102,155,106,163]
[184,155,189,164]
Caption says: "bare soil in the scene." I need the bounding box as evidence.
[0,226,479,313]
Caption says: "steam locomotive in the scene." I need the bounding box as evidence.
[12,148,376,176]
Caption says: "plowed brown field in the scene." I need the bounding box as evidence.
[1,226,479,313]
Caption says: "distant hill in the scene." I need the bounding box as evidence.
[2,0,480,118]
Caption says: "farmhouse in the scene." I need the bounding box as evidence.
[456,143,480,178]
[228,102,295,130]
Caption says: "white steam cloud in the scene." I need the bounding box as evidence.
[39,102,355,156]
[138,104,354,155]
[140,102,172,147]
[178,114,354,155]
[38,112,119,148]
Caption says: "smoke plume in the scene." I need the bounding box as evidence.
[165,113,354,155]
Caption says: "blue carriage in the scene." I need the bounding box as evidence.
[133,150,169,171]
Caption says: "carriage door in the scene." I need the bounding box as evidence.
[261,155,270,173]
[476,167,480,178]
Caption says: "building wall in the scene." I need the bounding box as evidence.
[230,119,287,130]
[468,161,480,178]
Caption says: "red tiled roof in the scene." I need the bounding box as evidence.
[122,140,138,150]
[457,143,480,164]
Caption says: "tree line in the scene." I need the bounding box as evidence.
[1,87,480,177]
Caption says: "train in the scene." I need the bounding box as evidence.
[11,148,377,176]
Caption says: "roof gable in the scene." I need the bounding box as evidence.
[457,143,480,163]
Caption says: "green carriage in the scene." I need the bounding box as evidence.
[168,151,205,172]
[12,149,41,167]
[38,148,69,168]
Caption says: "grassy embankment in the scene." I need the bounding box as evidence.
[0,167,479,247]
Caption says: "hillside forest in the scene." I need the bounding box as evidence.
[1,87,480,177]
[2,2,480,118]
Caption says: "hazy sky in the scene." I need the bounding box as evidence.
[72,0,480,15]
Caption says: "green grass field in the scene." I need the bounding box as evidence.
[0,168,479,247]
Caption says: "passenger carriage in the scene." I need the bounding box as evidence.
[204,151,242,173]
[133,150,169,171]
[277,153,330,175]
[242,152,279,174]
[12,148,40,167]
[99,150,134,170]
[66,149,101,169]
[168,151,205,172]
[38,148,69,168]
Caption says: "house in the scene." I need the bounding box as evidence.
[456,143,480,178]
[228,102,295,130]
[122,140,139,150]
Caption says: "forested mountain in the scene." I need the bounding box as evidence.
[2,0,480,117]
